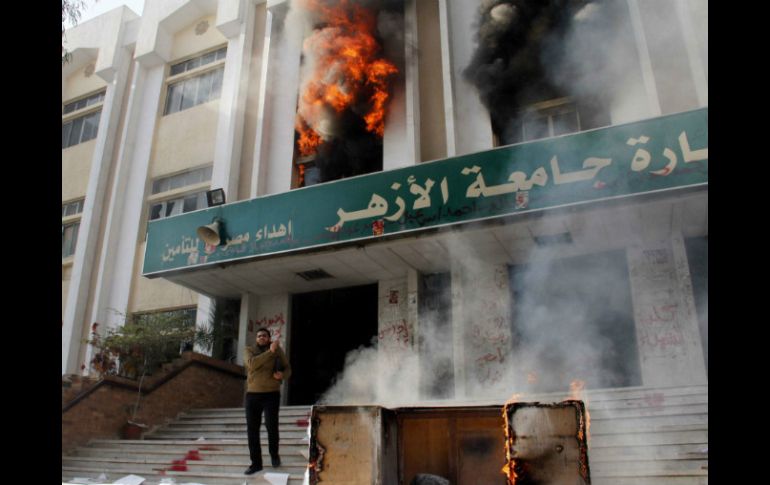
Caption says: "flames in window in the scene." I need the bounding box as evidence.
[294,0,401,185]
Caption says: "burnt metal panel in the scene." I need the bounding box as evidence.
[504,400,590,485]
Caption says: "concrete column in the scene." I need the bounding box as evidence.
[255,2,303,196]
[98,64,167,332]
[674,0,708,107]
[451,262,512,399]
[382,1,418,170]
[240,292,291,402]
[443,0,494,156]
[378,276,413,357]
[62,44,135,375]
[626,240,707,387]
[236,292,259,365]
[211,0,255,201]
[194,295,214,356]
[625,0,662,118]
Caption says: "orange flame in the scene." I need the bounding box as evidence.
[295,0,399,156]
[502,405,518,484]
[569,379,591,442]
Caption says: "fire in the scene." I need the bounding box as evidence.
[295,0,399,156]
[568,379,591,442]
[502,405,518,485]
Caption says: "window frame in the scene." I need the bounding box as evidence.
[62,198,85,262]
[163,46,228,116]
[145,165,214,230]
[62,89,106,149]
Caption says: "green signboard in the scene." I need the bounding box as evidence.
[144,108,707,276]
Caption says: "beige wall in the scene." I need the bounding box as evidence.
[170,15,227,62]
[62,140,97,201]
[129,243,199,313]
[150,102,220,178]
[63,63,107,102]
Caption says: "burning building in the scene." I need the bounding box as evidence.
[63,0,707,483]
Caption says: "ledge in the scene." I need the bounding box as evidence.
[62,352,244,413]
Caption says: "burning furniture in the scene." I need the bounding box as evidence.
[308,401,590,484]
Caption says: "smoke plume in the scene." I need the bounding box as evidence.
[464,0,642,144]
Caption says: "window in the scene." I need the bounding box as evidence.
[163,47,227,115]
[148,167,212,222]
[169,47,226,76]
[295,156,322,188]
[62,199,84,259]
[149,191,208,221]
[63,91,106,114]
[62,90,105,149]
[151,166,212,194]
[507,99,581,145]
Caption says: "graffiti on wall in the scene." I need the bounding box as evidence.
[632,248,686,356]
[466,270,512,386]
[249,313,286,343]
[378,286,412,356]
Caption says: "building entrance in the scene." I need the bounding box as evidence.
[288,283,378,405]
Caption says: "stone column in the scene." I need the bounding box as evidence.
[626,239,707,386]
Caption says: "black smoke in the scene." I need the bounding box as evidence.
[464,0,626,145]
[311,111,384,182]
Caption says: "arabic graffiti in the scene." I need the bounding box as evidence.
[251,313,286,342]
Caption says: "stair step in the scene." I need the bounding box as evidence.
[62,457,308,474]
[65,386,706,483]
[591,477,707,485]
[589,443,708,461]
[62,466,306,485]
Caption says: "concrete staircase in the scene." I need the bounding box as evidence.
[62,384,707,484]
[62,405,312,484]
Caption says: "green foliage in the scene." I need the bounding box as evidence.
[85,310,214,423]
[62,1,88,64]
[85,310,211,380]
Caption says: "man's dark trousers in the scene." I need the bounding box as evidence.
[245,391,281,467]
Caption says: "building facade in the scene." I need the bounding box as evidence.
[63,0,707,413]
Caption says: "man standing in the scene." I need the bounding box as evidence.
[244,327,291,475]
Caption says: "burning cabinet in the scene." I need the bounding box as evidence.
[308,401,590,485]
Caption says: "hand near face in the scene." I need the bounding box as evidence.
[270,340,279,353]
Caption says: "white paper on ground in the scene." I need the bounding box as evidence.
[112,475,146,485]
[263,473,290,485]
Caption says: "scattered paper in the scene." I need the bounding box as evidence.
[263,472,290,485]
[112,475,145,485]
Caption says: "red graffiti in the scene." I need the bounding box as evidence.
[251,313,286,340]
[641,304,679,325]
[378,320,410,347]
[389,290,399,304]
[471,324,509,346]
[639,330,684,350]
[476,347,505,364]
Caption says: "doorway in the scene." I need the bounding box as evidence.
[288,283,379,405]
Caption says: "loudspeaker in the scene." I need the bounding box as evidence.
[196,220,221,246]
